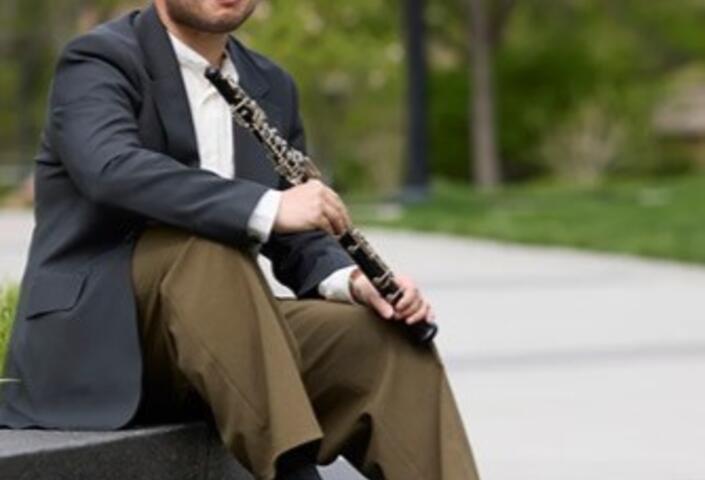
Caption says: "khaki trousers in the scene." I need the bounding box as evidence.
[129,225,480,480]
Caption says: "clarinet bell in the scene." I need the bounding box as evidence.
[407,320,438,345]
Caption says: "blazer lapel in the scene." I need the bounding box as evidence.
[226,38,285,187]
[134,4,285,187]
[134,5,200,168]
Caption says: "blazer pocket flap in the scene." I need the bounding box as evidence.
[25,270,87,319]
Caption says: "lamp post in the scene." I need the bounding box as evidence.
[401,0,430,203]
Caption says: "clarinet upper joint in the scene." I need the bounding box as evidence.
[204,67,438,345]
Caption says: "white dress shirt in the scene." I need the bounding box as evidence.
[168,33,356,302]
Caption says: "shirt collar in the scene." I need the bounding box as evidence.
[168,31,239,83]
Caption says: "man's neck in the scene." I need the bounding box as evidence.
[156,8,228,67]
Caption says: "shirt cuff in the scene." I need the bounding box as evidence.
[246,189,282,244]
[317,265,358,303]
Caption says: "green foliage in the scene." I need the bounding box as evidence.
[205,0,705,185]
[239,0,407,193]
[425,0,705,182]
[356,174,705,264]
[0,284,18,377]
[7,0,705,189]
[428,70,471,181]
[494,1,653,179]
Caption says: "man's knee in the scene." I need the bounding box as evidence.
[138,225,252,261]
[329,303,412,358]
[150,230,265,306]
[325,304,445,391]
[183,233,256,268]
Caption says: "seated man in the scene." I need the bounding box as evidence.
[0,1,480,479]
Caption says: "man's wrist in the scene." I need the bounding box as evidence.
[317,265,357,302]
[348,268,364,304]
[246,189,282,244]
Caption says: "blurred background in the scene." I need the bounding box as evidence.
[3,0,705,262]
[2,1,705,479]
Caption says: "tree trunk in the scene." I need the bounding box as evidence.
[403,0,430,201]
[468,0,502,189]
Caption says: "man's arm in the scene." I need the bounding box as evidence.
[250,191,357,303]
[48,34,269,246]
[256,70,434,323]
[259,74,356,299]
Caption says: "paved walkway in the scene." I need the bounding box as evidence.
[2,210,705,480]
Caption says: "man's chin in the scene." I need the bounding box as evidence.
[204,6,254,32]
[200,18,244,33]
[161,0,256,34]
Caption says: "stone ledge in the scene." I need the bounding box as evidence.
[0,420,364,479]
[0,421,253,480]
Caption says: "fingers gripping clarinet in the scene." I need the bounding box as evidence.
[274,180,351,237]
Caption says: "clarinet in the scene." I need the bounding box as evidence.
[205,67,438,345]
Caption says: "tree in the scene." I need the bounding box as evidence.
[467,0,517,189]
[403,0,430,200]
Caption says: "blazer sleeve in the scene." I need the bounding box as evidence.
[47,34,270,247]
[260,75,355,299]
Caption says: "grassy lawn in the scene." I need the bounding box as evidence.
[0,284,18,377]
[354,174,705,265]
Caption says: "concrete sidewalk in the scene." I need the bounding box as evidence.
[2,210,705,480]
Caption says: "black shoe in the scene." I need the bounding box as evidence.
[275,462,323,480]
[275,444,323,480]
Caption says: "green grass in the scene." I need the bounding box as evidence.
[0,284,18,377]
[353,175,705,264]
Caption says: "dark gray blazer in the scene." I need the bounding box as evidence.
[0,4,354,430]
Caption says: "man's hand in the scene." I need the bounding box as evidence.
[350,269,436,325]
[273,179,352,236]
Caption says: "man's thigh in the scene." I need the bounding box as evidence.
[130,225,210,424]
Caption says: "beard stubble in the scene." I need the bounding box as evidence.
[164,0,256,34]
